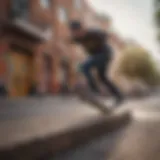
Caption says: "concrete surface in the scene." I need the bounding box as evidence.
[1,95,160,160]
[0,96,104,149]
[52,95,160,160]
[0,96,130,160]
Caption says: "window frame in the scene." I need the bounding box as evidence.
[40,0,51,9]
[74,0,82,10]
[58,7,68,23]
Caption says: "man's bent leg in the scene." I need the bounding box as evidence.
[99,71,122,98]
[81,57,99,92]
[97,64,124,104]
[94,53,123,102]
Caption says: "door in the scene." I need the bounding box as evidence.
[0,52,7,95]
[7,52,32,97]
[44,54,52,92]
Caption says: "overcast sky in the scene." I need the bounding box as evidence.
[87,0,159,58]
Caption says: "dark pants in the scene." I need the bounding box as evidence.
[81,53,122,99]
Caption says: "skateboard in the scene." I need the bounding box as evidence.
[74,86,111,114]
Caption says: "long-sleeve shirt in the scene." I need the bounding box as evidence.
[72,29,112,56]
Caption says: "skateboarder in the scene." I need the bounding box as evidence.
[69,20,124,105]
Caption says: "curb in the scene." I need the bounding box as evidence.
[0,110,131,160]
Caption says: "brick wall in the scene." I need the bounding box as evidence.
[0,0,114,95]
[0,0,9,22]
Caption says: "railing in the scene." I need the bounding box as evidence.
[8,0,52,41]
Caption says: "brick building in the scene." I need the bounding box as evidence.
[0,0,55,97]
[0,0,86,97]
[0,0,113,97]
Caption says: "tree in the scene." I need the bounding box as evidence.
[117,46,160,86]
[154,0,160,42]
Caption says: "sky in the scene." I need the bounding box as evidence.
[87,0,159,59]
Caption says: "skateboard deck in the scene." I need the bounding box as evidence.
[74,86,111,114]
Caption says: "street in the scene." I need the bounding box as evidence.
[0,96,102,149]
[52,95,160,160]
[1,95,160,160]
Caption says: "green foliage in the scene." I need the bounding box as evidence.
[117,46,160,86]
[154,0,160,9]
[155,9,160,27]
[155,0,160,43]
[157,30,160,41]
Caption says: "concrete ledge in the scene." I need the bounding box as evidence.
[0,110,131,160]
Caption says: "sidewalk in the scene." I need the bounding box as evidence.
[0,96,130,160]
[53,96,160,160]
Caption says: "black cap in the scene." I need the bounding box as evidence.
[69,20,82,30]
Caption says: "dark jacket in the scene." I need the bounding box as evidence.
[72,29,112,56]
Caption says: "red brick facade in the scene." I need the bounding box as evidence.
[0,0,111,97]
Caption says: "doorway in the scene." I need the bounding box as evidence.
[7,46,33,97]
[43,54,52,93]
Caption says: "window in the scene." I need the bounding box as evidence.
[44,28,53,40]
[58,7,68,23]
[10,0,29,18]
[74,0,82,9]
[40,0,50,9]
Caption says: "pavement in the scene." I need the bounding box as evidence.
[108,96,160,160]
[0,96,102,148]
[0,96,130,160]
[53,95,160,160]
[1,95,160,160]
